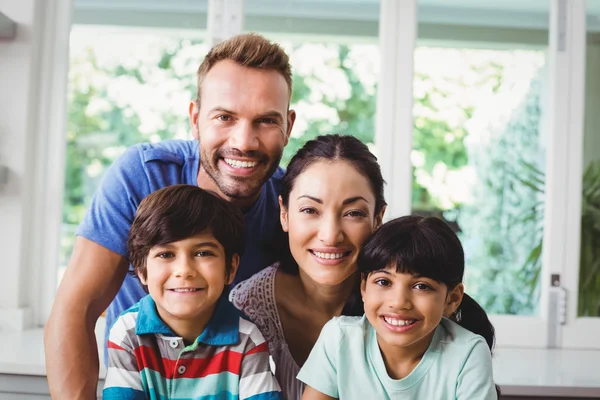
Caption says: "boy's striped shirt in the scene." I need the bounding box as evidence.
[102,294,282,400]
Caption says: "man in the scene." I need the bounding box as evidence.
[44,33,296,399]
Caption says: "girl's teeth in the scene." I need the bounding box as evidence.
[224,158,258,168]
[384,317,416,326]
[313,251,345,260]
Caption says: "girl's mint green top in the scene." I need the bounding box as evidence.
[297,315,497,400]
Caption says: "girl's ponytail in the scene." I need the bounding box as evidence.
[452,293,495,353]
[452,292,501,397]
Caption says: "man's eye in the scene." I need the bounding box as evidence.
[258,117,277,125]
[217,115,231,122]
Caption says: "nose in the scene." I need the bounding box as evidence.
[229,120,260,153]
[173,256,197,279]
[317,213,344,246]
[389,286,413,310]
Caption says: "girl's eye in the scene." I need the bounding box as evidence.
[345,210,367,218]
[300,207,318,215]
[374,278,391,287]
[413,283,432,291]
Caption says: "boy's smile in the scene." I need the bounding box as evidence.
[139,231,239,341]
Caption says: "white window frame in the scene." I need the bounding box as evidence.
[36,0,598,350]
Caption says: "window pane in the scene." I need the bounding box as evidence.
[415,1,549,315]
[245,0,380,162]
[578,3,600,317]
[60,26,205,282]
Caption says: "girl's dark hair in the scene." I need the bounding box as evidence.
[358,215,500,394]
[275,134,386,316]
[128,184,245,281]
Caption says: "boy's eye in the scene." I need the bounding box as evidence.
[156,252,174,259]
[195,250,215,257]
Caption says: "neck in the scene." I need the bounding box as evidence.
[376,328,436,380]
[196,168,260,211]
[156,304,216,343]
[295,270,357,317]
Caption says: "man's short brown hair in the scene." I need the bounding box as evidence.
[128,184,245,281]
[196,33,292,105]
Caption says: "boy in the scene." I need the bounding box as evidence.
[102,184,282,399]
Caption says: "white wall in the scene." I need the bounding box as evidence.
[0,0,71,331]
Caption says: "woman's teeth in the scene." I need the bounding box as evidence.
[224,158,258,168]
[313,251,345,260]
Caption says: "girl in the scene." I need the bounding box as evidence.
[230,134,386,400]
[298,215,499,399]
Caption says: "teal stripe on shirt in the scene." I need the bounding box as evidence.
[141,368,240,398]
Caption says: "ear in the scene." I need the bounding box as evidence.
[360,277,367,303]
[226,254,240,285]
[374,205,386,230]
[189,100,200,140]
[279,195,289,232]
[284,109,296,146]
[444,283,464,318]
[137,270,148,286]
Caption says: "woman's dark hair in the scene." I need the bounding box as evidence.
[358,215,500,394]
[275,134,386,316]
[128,184,245,281]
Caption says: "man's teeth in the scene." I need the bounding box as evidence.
[313,251,345,260]
[224,158,258,168]
[172,288,199,292]
[383,317,416,327]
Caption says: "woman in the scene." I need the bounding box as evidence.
[230,134,386,400]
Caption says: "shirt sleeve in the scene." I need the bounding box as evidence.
[239,320,283,400]
[296,318,341,398]
[76,145,151,257]
[102,316,146,400]
[456,339,498,400]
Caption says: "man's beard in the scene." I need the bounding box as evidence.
[200,146,283,200]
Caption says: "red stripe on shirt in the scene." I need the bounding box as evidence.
[133,345,243,379]
[107,340,126,351]
[245,341,268,356]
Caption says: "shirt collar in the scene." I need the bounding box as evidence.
[135,293,240,346]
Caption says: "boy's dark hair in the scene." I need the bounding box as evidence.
[358,215,500,395]
[128,184,245,281]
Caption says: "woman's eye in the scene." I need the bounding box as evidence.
[345,210,367,218]
[300,208,317,215]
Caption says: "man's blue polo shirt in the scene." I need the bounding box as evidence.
[76,139,284,362]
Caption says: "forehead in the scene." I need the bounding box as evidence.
[200,60,290,114]
[291,160,376,205]
[152,231,224,250]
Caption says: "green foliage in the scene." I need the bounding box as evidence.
[579,160,600,316]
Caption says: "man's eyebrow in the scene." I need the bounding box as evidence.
[255,111,284,121]
[208,107,236,115]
